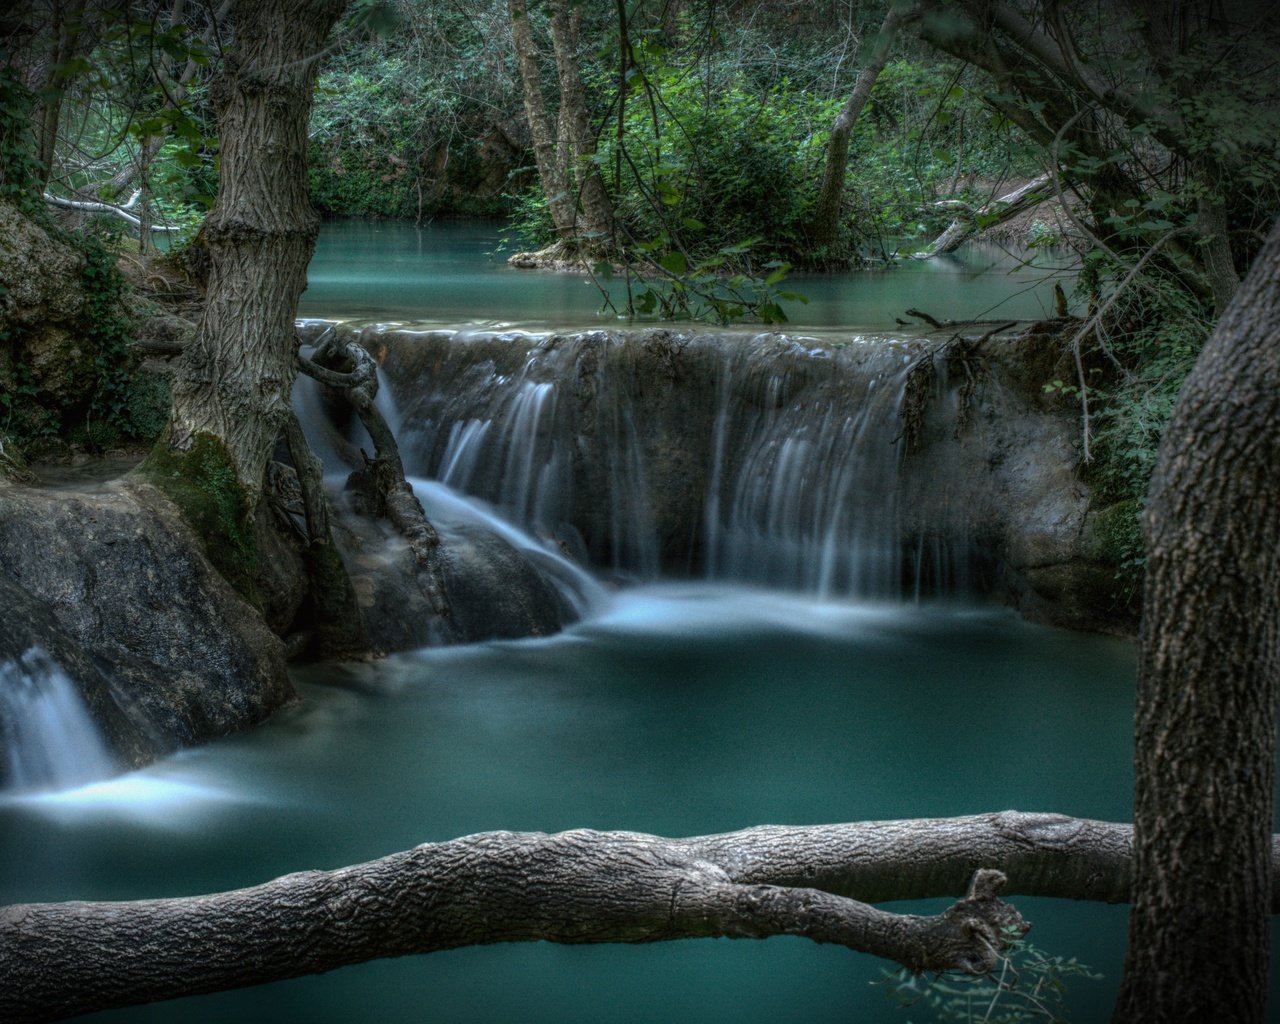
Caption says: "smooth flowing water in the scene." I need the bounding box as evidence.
[299,220,1071,328]
[2,588,1136,1023]
[0,647,117,793]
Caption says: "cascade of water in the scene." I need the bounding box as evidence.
[398,333,660,578]
[0,647,117,794]
[411,478,609,618]
[702,345,912,599]
[362,327,987,603]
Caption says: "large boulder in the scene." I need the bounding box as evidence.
[0,476,292,778]
[327,488,573,651]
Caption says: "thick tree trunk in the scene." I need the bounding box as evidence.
[163,0,346,503]
[808,3,910,254]
[1113,217,1280,1023]
[508,0,612,255]
[0,811,1155,1022]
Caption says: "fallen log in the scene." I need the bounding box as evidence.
[0,811,1149,1022]
[913,173,1054,259]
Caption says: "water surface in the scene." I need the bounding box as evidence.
[2,587,1137,1023]
[299,220,1072,329]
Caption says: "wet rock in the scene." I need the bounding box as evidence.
[0,477,293,766]
[0,577,158,782]
[435,524,571,642]
[327,490,568,652]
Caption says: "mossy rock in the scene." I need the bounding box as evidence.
[138,432,259,604]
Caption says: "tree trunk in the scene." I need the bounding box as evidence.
[808,2,910,254]
[912,172,1053,259]
[548,0,612,247]
[1113,216,1280,1023]
[0,810,1156,1022]
[508,0,612,255]
[508,0,579,242]
[162,0,346,505]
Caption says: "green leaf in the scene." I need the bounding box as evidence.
[659,251,687,275]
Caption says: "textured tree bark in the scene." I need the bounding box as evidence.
[1113,217,1280,1023]
[164,0,347,502]
[808,3,911,254]
[0,811,1154,1022]
[508,0,580,243]
[548,0,612,246]
[508,0,612,256]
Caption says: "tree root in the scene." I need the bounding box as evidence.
[295,330,449,617]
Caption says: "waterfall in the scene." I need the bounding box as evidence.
[0,647,117,793]
[361,327,984,602]
[702,345,912,598]
[392,330,662,578]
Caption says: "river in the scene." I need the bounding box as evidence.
[0,221,1272,1023]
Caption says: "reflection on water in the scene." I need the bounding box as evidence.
[1,586,1141,1023]
[299,220,1072,329]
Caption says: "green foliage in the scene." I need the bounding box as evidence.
[0,65,45,218]
[140,432,259,602]
[0,360,60,443]
[28,5,219,240]
[595,247,805,326]
[882,930,1101,1023]
[0,229,167,455]
[308,3,519,221]
[76,236,169,448]
[1071,273,1211,603]
[602,71,839,266]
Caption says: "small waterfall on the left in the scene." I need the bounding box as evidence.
[0,647,116,793]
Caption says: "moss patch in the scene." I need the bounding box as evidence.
[1089,498,1145,610]
[139,432,260,605]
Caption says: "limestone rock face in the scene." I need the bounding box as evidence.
[0,476,293,779]
[356,321,1131,634]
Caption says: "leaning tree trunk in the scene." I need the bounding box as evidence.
[548,0,612,248]
[162,0,347,506]
[808,2,910,254]
[1113,216,1280,1022]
